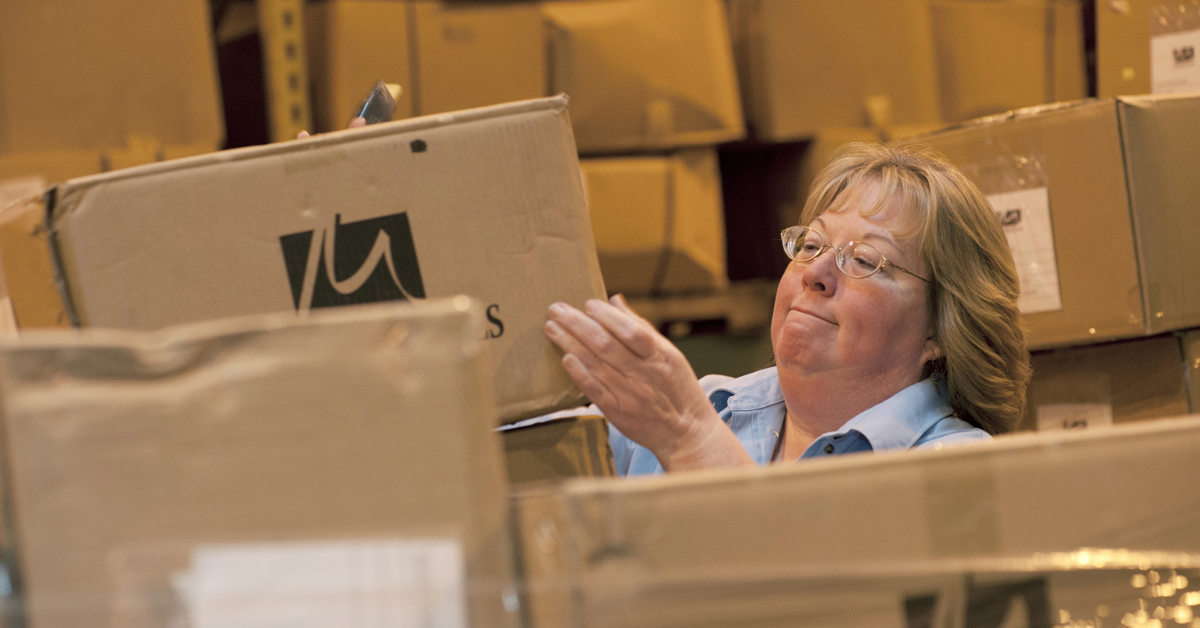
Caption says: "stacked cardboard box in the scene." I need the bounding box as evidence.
[514,415,1200,627]
[0,299,519,628]
[0,0,223,191]
[921,93,1200,430]
[1096,0,1200,97]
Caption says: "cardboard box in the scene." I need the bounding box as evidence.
[580,149,727,296]
[514,416,1200,628]
[920,94,1200,350]
[500,415,615,486]
[0,0,223,153]
[544,0,744,153]
[1186,329,1200,413]
[0,197,69,330]
[932,0,1086,123]
[1023,333,1189,432]
[306,0,545,133]
[1097,0,1200,97]
[728,0,941,141]
[0,299,517,628]
[29,96,605,422]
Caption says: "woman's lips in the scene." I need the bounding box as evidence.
[793,307,837,326]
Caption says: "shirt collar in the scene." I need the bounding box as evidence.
[835,378,956,451]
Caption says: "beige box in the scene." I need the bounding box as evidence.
[921,95,1200,349]
[500,415,615,486]
[1186,329,1200,413]
[932,0,1086,122]
[1096,0,1154,96]
[729,0,942,141]
[544,0,744,153]
[0,0,223,153]
[514,416,1200,628]
[1023,333,1190,431]
[28,97,604,422]
[306,0,545,133]
[580,149,727,296]
[0,299,516,628]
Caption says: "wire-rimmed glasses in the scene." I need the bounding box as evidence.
[780,226,932,284]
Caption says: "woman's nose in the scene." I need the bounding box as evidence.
[801,250,839,295]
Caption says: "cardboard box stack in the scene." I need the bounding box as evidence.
[1096,0,1200,97]
[514,416,1200,627]
[0,0,223,190]
[0,299,518,628]
[921,93,1200,429]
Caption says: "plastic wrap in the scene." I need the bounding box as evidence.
[0,298,519,628]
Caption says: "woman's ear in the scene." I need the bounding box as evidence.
[921,335,943,365]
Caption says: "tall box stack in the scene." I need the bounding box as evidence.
[0,299,518,628]
[544,0,743,296]
[1096,0,1200,97]
[0,0,223,186]
[922,93,1200,430]
[0,96,607,423]
[515,417,1200,627]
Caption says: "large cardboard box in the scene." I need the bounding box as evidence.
[1186,329,1200,414]
[580,149,727,296]
[920,94,1200,350]
[0,197,69,331]
[728,0,942,141]
[1023,333,1190,431]
[0,299,517,628]
[932,0,1086,122]
[500,415,615,486]
[543,0,744,154]
[514,416,1200,628]
[28,96,605,422]
[0,0,223,153]
[306,0,545,133]
[1096,0,1200,97]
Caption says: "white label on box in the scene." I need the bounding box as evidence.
[986,187,1062,314]
[180,538,466,628]
[1037,403,1114,431]
[1151,29,1200,94]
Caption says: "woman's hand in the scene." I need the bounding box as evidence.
[544,295,755,471]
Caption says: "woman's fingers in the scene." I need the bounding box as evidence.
[584,298,659,359]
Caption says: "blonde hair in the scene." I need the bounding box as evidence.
[799,142,1030,434]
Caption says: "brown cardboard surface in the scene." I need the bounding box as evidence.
[0,0,223,153]
[501,415,615,486]
[729,0,941,141]
[514,416,1200,628]
[412,0,545,118]
[1117,94,1200,334]
[544,0,744,153]
[581,149,727,296]
[306,0,415,133]
[1023,333,1189,431]
[921,100,1142,349]
[1096,0,1154,96]
[44,96,606,422]
[932,0,1086,122]
[1186,329,1200,413]
[0,150,104,186]
[0,299,517,628]
[0,197,69,329]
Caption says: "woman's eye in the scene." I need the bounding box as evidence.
[800,242,820,252]
[852,255,876,269]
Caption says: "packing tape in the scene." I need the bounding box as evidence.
[42,186,83,327]
[922,454,1003,557]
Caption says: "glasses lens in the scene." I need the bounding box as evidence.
[783,227,825,261]
[838,242,884,278]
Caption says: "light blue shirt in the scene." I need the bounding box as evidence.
[610,367,990,477]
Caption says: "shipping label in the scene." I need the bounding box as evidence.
[1036,403,1114,431]
[179,538,466,628]
[985,187,1063,314]
[1151,29,1200,94]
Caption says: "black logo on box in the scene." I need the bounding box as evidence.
[996,208,1022,227]
[279,212,425,310]
[1175,45,1195,65]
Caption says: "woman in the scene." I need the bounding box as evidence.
[544,142,1030,476]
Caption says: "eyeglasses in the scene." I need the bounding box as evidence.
[780,226,932,284]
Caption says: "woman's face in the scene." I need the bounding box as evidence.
[771,180,940,387]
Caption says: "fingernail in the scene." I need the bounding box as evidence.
[549,302,565,315]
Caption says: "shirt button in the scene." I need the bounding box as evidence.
[823,443,835,454]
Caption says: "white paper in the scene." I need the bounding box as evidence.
[1151,29,1200,94]
[1037,403,1114,431]
[180,538,466,628]
[986,187,1062,314]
